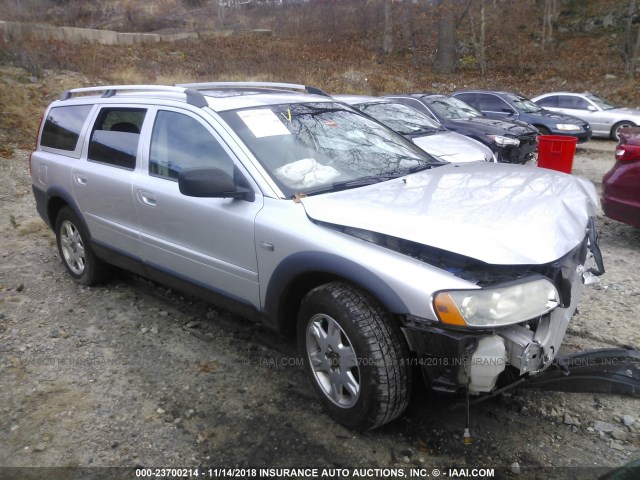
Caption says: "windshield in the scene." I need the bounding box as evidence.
[425,96,483,120]
[507,94,542,113]
[219,102,441,197]
[585,93,617,110]
[356,101,445,135]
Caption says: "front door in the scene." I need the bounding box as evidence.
[133,108,263,308]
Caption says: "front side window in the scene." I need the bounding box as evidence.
[41,105,92,151]
[88,108,146,169]
[220,102,440,197]
[425,97,483,120]
[506,95,542,113]
[584,94,616,110]
[477,94,513,113]
[149,110,235,180]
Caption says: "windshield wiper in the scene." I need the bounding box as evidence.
[299,163,442,197]
[301,173,404,197]
[402,127,441,136]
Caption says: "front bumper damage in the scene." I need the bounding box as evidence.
[402,227,606,395]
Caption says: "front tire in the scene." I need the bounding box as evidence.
[55,207,110,286]
[611,121,636,141]
[297,282,412,430]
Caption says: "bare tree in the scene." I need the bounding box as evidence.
[541,0,557,49]
[623,0,639,75]
[629,23,640,76]
[382,0,393,54]
[434,0,457,73]
[399,0,415,50]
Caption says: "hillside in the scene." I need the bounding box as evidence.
[0,0,638,154]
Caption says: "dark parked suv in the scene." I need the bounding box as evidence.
[453,90,592,142]
[31,82,603,430]
[386,94,539,164]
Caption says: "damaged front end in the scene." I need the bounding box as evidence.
[400,219,605,395]
[302,163,605,398]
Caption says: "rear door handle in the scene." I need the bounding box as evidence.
[73,172,87,186]
[137,190,157,207]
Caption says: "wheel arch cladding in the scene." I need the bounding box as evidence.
[46,188,85,233]
[264,251,409,334]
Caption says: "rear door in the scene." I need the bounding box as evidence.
[133,107,263,308]
[72,106,147,257]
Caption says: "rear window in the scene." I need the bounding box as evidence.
[40,105,92,151]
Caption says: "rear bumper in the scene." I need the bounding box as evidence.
[602,196,640,228]
[32,185,51,228]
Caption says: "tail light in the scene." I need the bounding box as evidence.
[615,144,640,162]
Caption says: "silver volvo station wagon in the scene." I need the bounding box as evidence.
[30,82,604,430]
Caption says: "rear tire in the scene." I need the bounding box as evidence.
[55,207,111,286]
[297,281,412,430]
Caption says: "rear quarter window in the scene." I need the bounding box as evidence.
[40,105,93,153]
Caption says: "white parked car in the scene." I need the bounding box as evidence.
[532,92,640,141]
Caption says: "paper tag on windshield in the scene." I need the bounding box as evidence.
[237,109,291,138]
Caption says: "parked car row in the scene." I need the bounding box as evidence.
[334,89,639,167]
[333,95,497,164]
[385,93,539,164]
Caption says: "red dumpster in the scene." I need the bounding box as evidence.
[537,135,578,174]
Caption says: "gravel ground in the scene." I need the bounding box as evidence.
[0,140,639,480]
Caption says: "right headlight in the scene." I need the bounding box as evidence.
[487,134,520,147]
[433,277,559,328]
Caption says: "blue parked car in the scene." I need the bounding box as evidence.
[453,90,592,142]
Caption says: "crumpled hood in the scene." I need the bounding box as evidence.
[300,163,598,265]
[412,131,494,163]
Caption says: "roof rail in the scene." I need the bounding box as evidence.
[59,85,208,108]
[175,81,330,97]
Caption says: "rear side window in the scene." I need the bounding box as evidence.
[454,93,476,107]
[41,105,92,152]
[557,96,590,110]
[88,108,146,169]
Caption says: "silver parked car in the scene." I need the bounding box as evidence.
[531,92,640,140]
[334,95,496,163]
[31,82,604,430]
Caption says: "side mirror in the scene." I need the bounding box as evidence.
[587,105,597,111]
[178,167,255,202]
